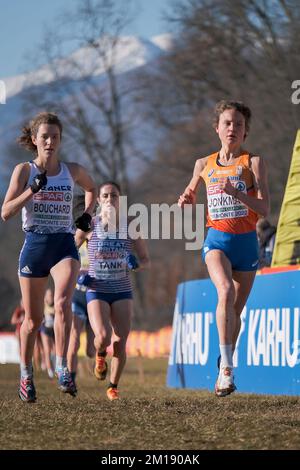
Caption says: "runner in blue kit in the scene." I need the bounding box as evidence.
[1,112,97,402]
[75,182,150,400]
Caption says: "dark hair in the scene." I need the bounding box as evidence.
[213,100,251,138]
[17,112,63,153]
[99,181,121,194]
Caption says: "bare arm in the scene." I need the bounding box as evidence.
[178,157,208,207]
[222,156,270,217]
[68,163,97,216]
[1,163,32,221]
[132,238,150,271]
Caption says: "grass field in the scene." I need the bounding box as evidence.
[1,357,300,450]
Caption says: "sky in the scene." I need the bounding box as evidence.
[0,0,174,79]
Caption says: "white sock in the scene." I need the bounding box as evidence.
[219,344,233,368]
[20,363,33,379]
[55,356,67,371]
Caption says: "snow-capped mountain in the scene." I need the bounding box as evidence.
[0,34,172,194]
[3,34,171,100]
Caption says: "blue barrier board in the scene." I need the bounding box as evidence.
[167,270,300,395]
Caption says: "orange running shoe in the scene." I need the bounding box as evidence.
[106,387,120,401]
[94,355,108,381]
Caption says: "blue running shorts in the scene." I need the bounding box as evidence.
[72,287,88,322]
[86,290,133,306]
[19,232,79,278]
[202,228,259,271]
[40,325,55,339]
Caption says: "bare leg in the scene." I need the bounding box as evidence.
[50,258,79,361]
[41,332,54,373]
[87,300,112,353]
[232,270,256,350]
[86,321,96,359]
[33,332,44,371]
[205,249,236,396]
[110,299,132,385]
[19,276,48,366]
[67,315,85,373]
[205,250,235,345]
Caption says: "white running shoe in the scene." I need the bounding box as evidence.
[215,366,236,397]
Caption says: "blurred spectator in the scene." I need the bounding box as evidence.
[11,299,25,350]
[256,218,276,268]
[40,288,55,379]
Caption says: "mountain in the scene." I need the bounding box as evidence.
[0,34,172,194]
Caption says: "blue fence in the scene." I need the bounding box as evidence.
[167,269,300,395]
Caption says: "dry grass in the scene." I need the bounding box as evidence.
[1,358,300,450]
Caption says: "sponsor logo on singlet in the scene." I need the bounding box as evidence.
[207,178,248,220]
[93,240,128,280]
[31,185,73,228]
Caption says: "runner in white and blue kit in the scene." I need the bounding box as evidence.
[1,112,97,402]
[75,182,150,400]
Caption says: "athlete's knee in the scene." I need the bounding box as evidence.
[23,317,42,334]
[217,282,235,304]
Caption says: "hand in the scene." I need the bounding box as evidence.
[126,253,139,271]
[30,171,47,194]
[75,212,92,232]
[77,273,93,287]
[219,177,236,197]
[178,188,196,207]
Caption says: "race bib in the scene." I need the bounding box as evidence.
[93,239,128,280]
[207,180,248,220]
[94,258,127,280]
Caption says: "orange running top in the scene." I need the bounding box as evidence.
[201,151,258,234]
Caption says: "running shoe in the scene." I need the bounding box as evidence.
[18,377,36,403]
[215,366,236,397]
[56,367,77,396]
[106,387,120,401]
[94,356,108,381]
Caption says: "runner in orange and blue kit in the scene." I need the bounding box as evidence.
[178,100,270,397]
